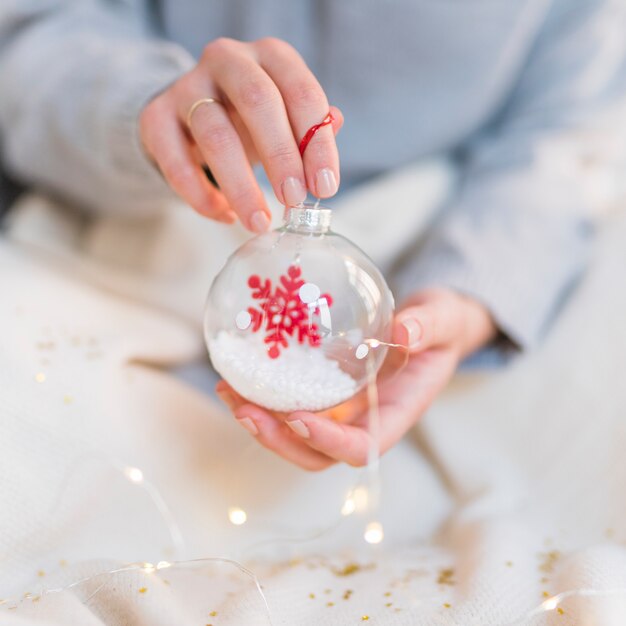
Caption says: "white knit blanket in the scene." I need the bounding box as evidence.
[1,161,626,626]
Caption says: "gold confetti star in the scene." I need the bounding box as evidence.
[542,591,550,598]
[385,602,393,608]
[343,589,353,600]
[443,603,451,608]
[35,372,46,383]
[138,587,147,594]
[63,395,73,405]
[309,593,315,599]
[37,570,45,577]
[361,617,370,622]
[327,601,334,607]
[506,561,513,567]
[383,591,392,597]
[333,563,361,577]
[557,607,565,615]
[209,611,217,616]
[437,568,456,586]
[324,588,331,594]
[538,550,561,574]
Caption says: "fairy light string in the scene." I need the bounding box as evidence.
[11,174,624,623]
[20,272,621,625]
[3,443,626,623]
[1,558,273,624]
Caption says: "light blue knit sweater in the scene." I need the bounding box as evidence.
[1,0,625,348]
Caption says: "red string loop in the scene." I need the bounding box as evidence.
[298,111,334,157]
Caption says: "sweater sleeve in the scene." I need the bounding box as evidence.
[0,0,196,216]
[393,0,626,350]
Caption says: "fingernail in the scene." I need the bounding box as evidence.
[402,318,423,349]
[282,177,307,207]
[286,419,310,439]
[238,416,259,436]
[250,210,271,233]
[315,168,338,197]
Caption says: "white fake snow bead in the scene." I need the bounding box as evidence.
[209,331,357,412]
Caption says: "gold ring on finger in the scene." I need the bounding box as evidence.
[186,97,223,128]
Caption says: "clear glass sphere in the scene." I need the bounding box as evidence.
[204,203,395,413]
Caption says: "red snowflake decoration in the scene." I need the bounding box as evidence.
[246,265,332,359]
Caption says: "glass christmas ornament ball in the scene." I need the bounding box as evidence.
[204,203,395,413]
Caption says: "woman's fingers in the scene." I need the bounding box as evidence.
[395,289,497,357]
[284,412,373,467]
[282,349,458,466]
[140,99,236,223]
[234,404,336,471]
[215,380,246,412]
[393,290,463,355]
[142,37,342,229]
[202,39,308,208]
[216,382,335,470]
[178,84,272,233]
[257,38,341,199]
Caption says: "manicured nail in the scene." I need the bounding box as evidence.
[250,210,271,233]
[315,168,338,197]
[402,318,423,349]
[286,419,310,439]
[238,416,259,436]
[282,177,306,207]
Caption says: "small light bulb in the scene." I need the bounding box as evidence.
[156,561,171,570]
[364,521,384,544]
[124,466,144,484]
[341,497,356,516]
[228,507,247,525]
[142,563,156,573]
[352,486,370,512]
[541,597,559,611]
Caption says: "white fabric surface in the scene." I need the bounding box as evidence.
[1,161,626,625]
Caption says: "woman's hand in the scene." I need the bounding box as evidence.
[216,289,497,470]
[139,37,343,231]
